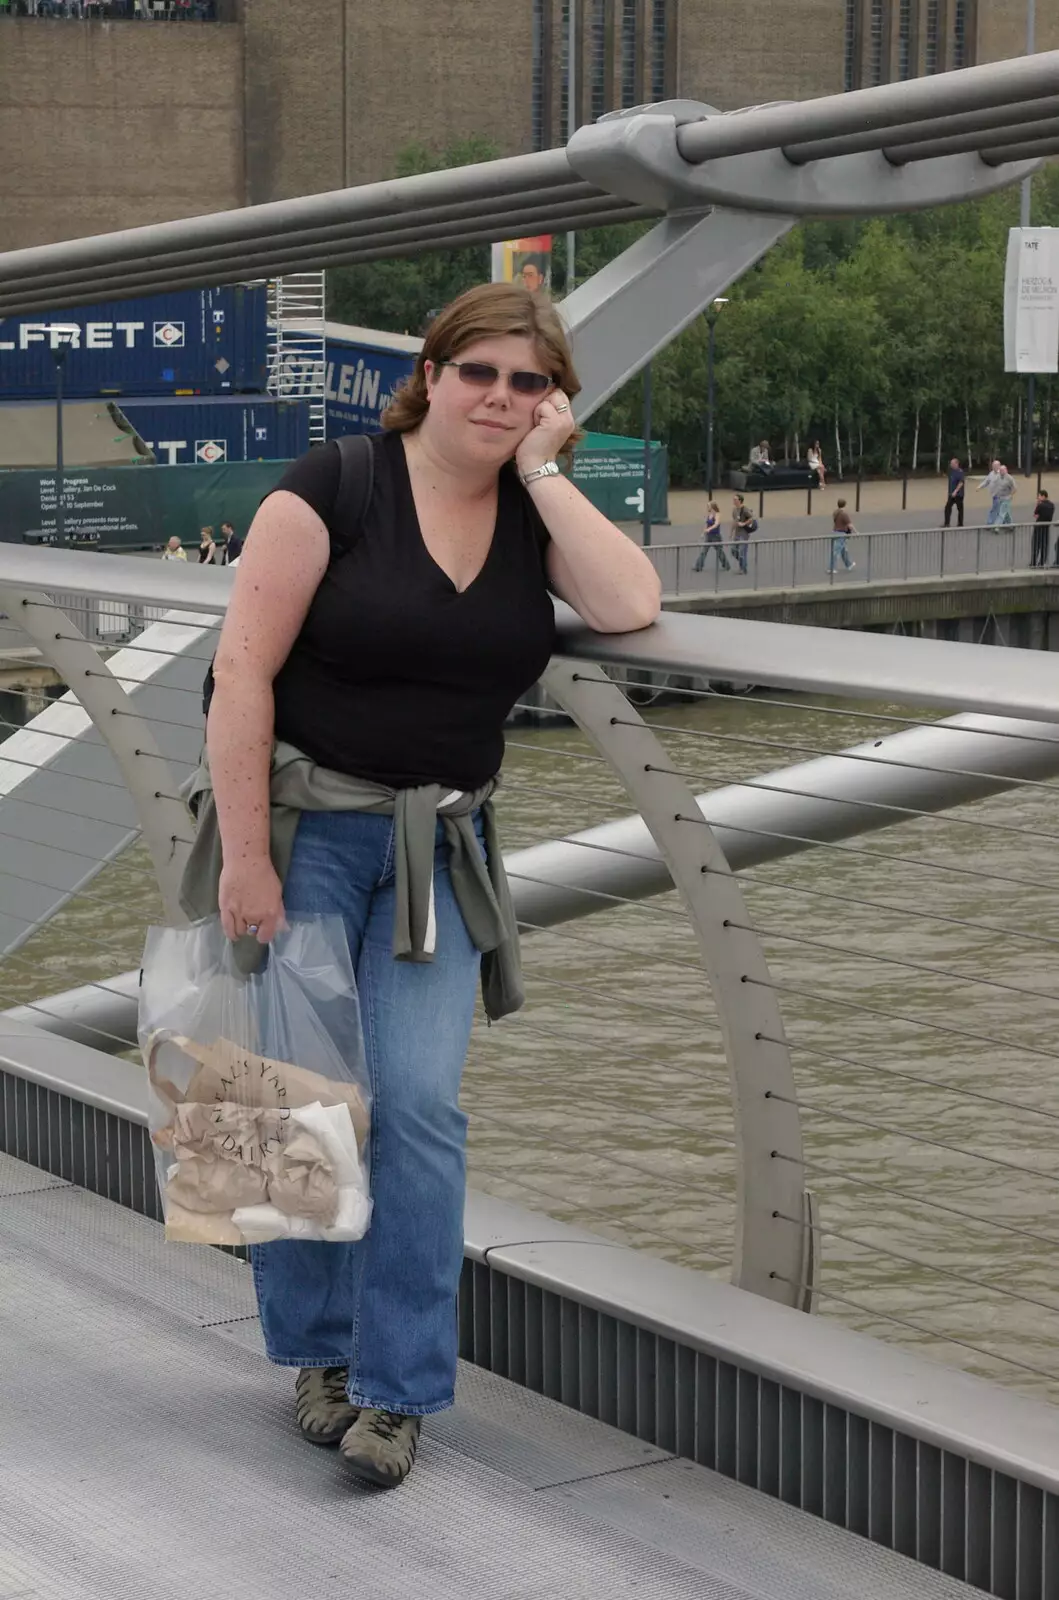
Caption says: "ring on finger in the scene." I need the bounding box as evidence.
[555,402,570,413]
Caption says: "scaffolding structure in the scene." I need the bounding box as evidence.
[266,269,327,445]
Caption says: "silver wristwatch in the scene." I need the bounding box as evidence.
[519,460,561,487]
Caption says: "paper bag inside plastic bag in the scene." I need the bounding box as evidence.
[139,917,373,1248]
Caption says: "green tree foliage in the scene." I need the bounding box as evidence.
[327,137,502,335]
[330,142,1059,483]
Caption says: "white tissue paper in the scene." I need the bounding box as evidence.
[232,1100,372,1244]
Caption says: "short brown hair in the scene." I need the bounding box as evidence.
[382,282,583,466]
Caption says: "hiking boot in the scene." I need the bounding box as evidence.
[339,1408,421,1488]
[295,1365,360,1446]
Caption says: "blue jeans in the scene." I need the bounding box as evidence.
[250,809,483,1416]
[693,533,729,572]
[828,534,852,570]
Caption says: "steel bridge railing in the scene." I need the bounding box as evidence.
[3,551,1059,1595]
[647,522,1056,597]
[1,547,1059,1382]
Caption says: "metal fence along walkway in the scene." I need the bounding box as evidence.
[646,523,1059,598]
[3,551,1059,1598]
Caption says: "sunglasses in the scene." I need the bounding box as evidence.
[439,360,555,397]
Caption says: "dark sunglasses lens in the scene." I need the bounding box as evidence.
[510,371,552,396]
[456,362,499,387]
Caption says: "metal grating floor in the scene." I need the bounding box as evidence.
[0,1154,988,1600]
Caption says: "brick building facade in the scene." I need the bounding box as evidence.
[0,0,1053,251]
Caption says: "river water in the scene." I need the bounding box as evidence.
[4,687,1059,1400]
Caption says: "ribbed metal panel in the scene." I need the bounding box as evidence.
[456,1255,1059,1600]
[3,1068,1055,1600]
[1,1068,158,1218]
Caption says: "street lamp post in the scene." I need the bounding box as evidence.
[704,297,728,499]
[642,362,653,548]
[566,0,577,294]
[55,348,65,546]
[51,326,79,546]
[1022,0,1036,477]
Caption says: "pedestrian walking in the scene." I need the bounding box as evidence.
[198,525,219,564]
[943,457,965,528]
[995,464,1015,526]
[194,281,660,1489]
[693,500,729,572]
[219,519,243,563]
[730,494,756,573]
[978,459,1002,525]
[161,536,187,561]
[1033,488,1055,568]
[828,499,857,572]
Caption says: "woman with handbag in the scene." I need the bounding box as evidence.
[199,282,660,1489]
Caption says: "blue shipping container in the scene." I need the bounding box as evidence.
[271,321,419,437]
[0,286,269,400]
[114,396,309,464]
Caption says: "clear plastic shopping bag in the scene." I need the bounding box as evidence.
[138,916,372,1248]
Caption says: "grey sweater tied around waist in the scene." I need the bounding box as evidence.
[178,740,524,1022]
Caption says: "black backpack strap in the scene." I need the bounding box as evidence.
[330,433,376,558]
[202,434,375,717]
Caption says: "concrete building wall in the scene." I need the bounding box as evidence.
[342,0,538,183]
[677,0,846,110]
[242,0,345,204]
[0,0,1047,255]
[975,0,1059,65]
[0,18,243,250]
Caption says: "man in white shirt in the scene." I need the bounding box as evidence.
[978,459,1002,525]
[161,536,188,561]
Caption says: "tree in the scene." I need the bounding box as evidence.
[327,138,502,335]
[325,131,1052,482]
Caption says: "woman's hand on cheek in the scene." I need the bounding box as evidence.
[515,390,576,475]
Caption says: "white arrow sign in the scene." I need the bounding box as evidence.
[624,489,645,513]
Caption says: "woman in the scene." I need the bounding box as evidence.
[693,500,728,572]
[198,525,218,564]
[200,283,660,1490]
[807,441,826,488]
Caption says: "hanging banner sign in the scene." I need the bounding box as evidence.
[490,235,553,295]
[1004,227,1059,374]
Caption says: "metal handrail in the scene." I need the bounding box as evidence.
[0,558,819,1305]
[3,544,1059,721]
[2,54,1054,313]
[646,520,1040,551]
[5,553,1059,1304]
[645,522,1049,597]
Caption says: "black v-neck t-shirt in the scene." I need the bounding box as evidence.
[268,431,557,790]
